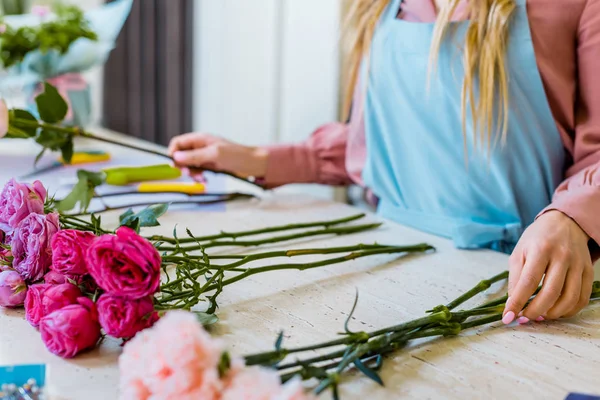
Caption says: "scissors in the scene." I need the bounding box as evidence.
[19,150,111,180]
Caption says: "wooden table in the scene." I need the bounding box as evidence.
[0,130,599,400]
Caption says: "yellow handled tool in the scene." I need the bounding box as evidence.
[137,182,206,195]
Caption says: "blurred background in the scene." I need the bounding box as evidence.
[1,0,367,206]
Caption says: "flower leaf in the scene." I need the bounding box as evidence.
[354,359,384,386]
[35,128,69,151]
[275,331,284,351]
[56,170,106,212]
[344,289,360,335]
[35,82,68,123]
[60,137,74,164]
[119,203,170,230]
[194,311,219,327]
[9,109,38,137]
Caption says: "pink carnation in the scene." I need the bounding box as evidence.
[0,179,47,234]
[87,227,161,300]
[119,311,223,400]
[51,229,96,276]
[11,213,59,282]
[221,367,283,400]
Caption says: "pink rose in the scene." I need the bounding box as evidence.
[40,297,101,358]
[0,99,8,139]
[0,270,27,308]
[24,283,81,327]
[119,311,223,400]
[0,179,47,234]
[97,294,159,339]
[11,213,59,282]
[44,270,81,285]
[87,227,161,299]
[25,284,51,327]
[51,229,96,276]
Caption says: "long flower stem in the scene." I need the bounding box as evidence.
[158,223,383,253]
[66,193,255,217]
[12,118,265,189]
[94,191,248,199]
[149,213,367,244]
[157,245,433,305]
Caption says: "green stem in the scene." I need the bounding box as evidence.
[159,223,384,252]
[150,213,366,244]
[445,271,508,311]
[94,191,248,199]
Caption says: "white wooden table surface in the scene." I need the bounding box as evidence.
[0,130,599,400]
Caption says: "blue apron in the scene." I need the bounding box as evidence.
[362,0,565,254]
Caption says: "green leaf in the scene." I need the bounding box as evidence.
[35,129,69,151]
[344,290,360,334]
[275,331,284,351]
[35,82,68,123]
[60,138,74,163]
[119,203,170,230]
[354,359,384,386]
[56,170,106,213]
[218,352,231,378]
[9,109,39,137]
[194,312,219,327]
[5,126,31,139]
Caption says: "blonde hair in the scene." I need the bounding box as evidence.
[343,0,517,152]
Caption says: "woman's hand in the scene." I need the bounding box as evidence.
[503,211,594,324]
[168,132,269,178]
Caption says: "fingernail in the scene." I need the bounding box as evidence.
[181,167,190,175]
[502,311,515,325]
[536,316,545,322]
[517,317,530,325]
[173,151,184,162]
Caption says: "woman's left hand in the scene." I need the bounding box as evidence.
[503,210,594,323]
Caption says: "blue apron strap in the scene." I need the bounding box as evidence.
[387,0,402,21]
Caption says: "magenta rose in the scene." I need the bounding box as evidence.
[24,283,81,328]
[97,294,159,338]
[25,284,51,327]
[40,297,101,358]
[51,230,96,276]
[87,227,161,299]
[0,179,47,234]
[0,270,27,307]
[44,270,79,285]
[11,212,59,282]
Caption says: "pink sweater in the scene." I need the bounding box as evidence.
[263,0,600,246]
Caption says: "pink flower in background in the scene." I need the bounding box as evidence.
[51,229,96,276]
[24,284,51,327]
[11,213,59,282]
[31,5,51,17]
[275,378,316,400]
[40,297,101,359]
[97,294,159,339]
[0,25,7,35]
[0,179,47,234]
[0,99,8,139]
[0,270,27,308]
[119,311,224,400]
[87,227,161,299]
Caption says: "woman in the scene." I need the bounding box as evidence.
[169,0,600,324]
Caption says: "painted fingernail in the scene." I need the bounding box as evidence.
[517,317,530,324]
[502,311,515,324]
[181,167,190,175]
[173,151,185,162]
[536,316,545,322]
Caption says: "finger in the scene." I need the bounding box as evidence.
[521,259,567,320]
[168,133,212,155]
[503,251,548,324]
[172,147,219,168]
[562,263,593,319]
[508,249,525,298]
[545,265,582,320]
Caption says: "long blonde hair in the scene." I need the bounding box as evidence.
[343,0,517,151]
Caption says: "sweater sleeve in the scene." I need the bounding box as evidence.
[538,0,600,248]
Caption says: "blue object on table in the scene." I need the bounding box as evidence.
[0,364,46,387]
[565,394,600,400]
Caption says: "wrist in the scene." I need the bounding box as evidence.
[250,147,269,178]
[546,210,590,242]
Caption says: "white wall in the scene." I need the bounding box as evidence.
[194,0,343,199]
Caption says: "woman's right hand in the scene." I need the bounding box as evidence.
[168,132,269,178]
